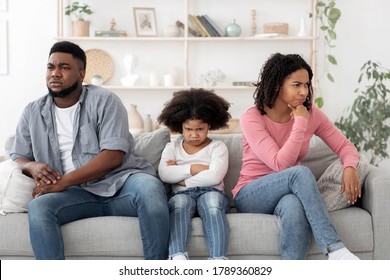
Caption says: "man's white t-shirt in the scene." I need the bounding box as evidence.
[54,103,78,174]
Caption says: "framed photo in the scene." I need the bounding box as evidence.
[133,7,157,37]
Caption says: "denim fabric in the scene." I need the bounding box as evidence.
[168,188,230,259]
[234,166,345,259]
[28,172,169,260]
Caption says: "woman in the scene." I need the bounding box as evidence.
[233,53,361,260]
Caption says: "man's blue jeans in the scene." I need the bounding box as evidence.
[28,172,169,259]
[234,166,345,259]
[168,188,230,259]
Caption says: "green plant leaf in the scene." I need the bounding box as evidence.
[328,8,341,21]
[327,73,335,82]
[328,55,337,65]
[328,29,337,40]
[335,60,390,165]
[315,97,324,108]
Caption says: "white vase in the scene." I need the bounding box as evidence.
[144,114,153,132]
[128,104,144,134]
[297,17,307,37]
[163,24,181,37]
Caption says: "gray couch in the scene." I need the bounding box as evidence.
[0,129,389,260]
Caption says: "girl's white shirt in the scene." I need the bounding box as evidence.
[158,138,229,193]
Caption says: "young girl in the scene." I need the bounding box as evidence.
[158,88,231,260]
[233,53,361,260]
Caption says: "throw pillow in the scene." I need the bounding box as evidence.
[0,159,19,201]
[133,128,170,171]
[317,159,370,212]
[0,166,35,215]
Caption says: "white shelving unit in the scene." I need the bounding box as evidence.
[56,0,318,90]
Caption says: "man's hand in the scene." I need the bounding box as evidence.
[24,161,61,187]
[32,179,67,198]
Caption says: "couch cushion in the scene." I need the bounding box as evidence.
[133,128,170,172]
[0,213,33,258]
[208,134,243,207]
[301,136,338,180]
[0,207,373,259]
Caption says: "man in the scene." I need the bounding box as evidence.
[10,41,169,259]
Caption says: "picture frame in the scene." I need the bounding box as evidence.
[133,7,157,37]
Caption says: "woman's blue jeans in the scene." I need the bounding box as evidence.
[234,166,345,259]
[168,188,230,259]
[28,172,169,260]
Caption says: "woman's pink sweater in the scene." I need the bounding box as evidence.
[232,106,360,198]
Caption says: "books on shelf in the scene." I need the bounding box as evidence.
[189,14,209,37]
[176,20,201,37]
[188,14,224,37]
[203,15,225,37]
[198,15,219,37]
[232,81,256,87]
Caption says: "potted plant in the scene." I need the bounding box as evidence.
[335,60,390,166]
[65,1,93,37]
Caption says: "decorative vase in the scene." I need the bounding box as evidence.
[91,74,103,86]
[225,19,241,37]
[297,17,307,37]
[128,104,144,134]
[149,73,160,87]
[72,21,90,37]
[144,114,153,132]
[163,24,181,37]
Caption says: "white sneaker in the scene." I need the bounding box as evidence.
[328,247,360,260]
[168,253,189,260]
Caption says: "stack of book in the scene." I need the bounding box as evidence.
[187,14,225,37]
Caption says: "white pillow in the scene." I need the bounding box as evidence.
[0,159,19,201]
[0,164,35,215]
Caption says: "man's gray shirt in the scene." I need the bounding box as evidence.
[11,85,156,196]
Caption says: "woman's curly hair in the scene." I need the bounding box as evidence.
[158,88,231,133]
[253,53,313,115]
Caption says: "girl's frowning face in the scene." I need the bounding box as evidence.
[182,119,209,147]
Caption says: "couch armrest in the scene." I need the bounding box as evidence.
[361,165,390,259]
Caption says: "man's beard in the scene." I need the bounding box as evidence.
[48,81,79,98]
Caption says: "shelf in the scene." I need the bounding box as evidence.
[57,0,317,93]
[56,36,316,42]
[55,36,186,42]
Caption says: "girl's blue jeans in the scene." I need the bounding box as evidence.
[168,187,230,259]
[28,172,169,260]
[234,166,345,259]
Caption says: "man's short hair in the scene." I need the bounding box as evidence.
[49,41,87,70]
